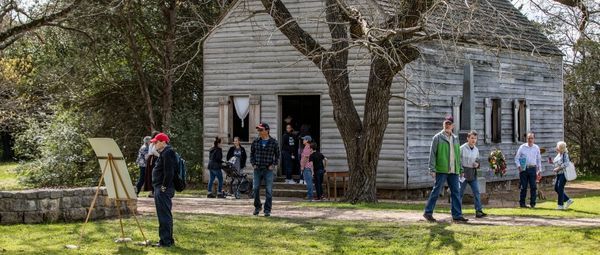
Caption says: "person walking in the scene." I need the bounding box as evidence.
[515,132,542,208]
[151,133,176,247]
[281,124,298,184]
[207,137,225,198]
[423,115,468,223]
[459,131,487,218]
[250,122,279,217]
[135,136,152,196]
[553,141,575,210]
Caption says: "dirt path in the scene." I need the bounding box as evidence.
[136,196,600,227]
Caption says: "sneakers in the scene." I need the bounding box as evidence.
[423,214,436,223]
[217,193,226,198]
[285,179,295,184]
[556,205,565,210]
[475,211,487,218]
[264,212,270,217]
[452,216,469,223]
[519,204,530,208]
[253,208,261,216]
[207,193,216,198]
[565,199,574,209]
[299,180,305,185]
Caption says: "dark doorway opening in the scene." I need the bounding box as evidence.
[280,95,321,178]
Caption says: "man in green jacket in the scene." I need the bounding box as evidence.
[423,116,468,223]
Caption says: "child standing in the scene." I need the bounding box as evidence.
[309,143,327,200]
[300,136,313,200]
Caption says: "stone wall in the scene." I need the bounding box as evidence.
[0,187,137,225]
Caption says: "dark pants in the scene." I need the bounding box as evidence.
[208,169,223,193]
[519,167,538,207]
[136,166,145,193]
[154,186,175,246]
[314,169,324,198]
[282,151,294,180]
[253,167,274,214]
[424,173,463,219]
[555,173,570,206]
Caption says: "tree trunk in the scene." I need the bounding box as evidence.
[124,12,156,132]
[161,0,177,132]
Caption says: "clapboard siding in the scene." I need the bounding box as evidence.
[203,0,406,188]
[406,42,563,189]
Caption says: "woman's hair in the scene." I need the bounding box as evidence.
[233,136,240,142]
[467,130,478,138]
[557,141,568,153]
[310,143,318,151]
[143,136,152,143]
[213,137,222,147]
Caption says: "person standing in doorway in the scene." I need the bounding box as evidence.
[151,133,176,247]
[135,136,152,196]
[423,115,468,223]
[515,132,542,208]
[207,137,225,198]
[459,131,487,218]
[250,122,280,217]
[300,136,314,200]
[281,124,298,184]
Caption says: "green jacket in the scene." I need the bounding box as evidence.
[428,131,462,174]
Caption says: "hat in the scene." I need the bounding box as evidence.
[302,135,313,142]
[256,122,270,130]
[151,133,170,143]
[444,115,454,124]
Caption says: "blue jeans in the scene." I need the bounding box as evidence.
[314,169,325,198]
[303,168,314,200]
[136,166,145,193]
[555,173,570,206]
[519,167,537,207]
[424,173,463,219]
[154,186,175,246]
[460,178,483,212]
[208,169,223,193]
[282,151,294,180]
[253,167,274,213]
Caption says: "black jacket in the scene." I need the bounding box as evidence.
[227,146,247,169]
[281,132,298,156]
[152,145,176,188]
[208,147,223,170]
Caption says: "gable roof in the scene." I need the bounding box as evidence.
[372,0,563,56]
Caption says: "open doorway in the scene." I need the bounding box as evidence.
[279,95,321,178]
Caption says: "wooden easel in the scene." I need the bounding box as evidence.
[78,153,148,246]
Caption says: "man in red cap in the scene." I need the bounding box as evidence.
[250,122,279,217]
[150,132,177,247]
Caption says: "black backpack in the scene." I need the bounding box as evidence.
[173,152,187,192]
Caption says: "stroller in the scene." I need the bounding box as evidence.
[221,157,252,199]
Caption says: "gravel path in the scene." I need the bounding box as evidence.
[136,197,600,227]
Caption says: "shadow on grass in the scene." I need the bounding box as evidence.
[423,223,463,255]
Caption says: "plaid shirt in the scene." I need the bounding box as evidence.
[250,136,280,168]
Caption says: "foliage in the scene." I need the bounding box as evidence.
[0,162,26,190]
[488,149,507,177]
[0,214,599,254]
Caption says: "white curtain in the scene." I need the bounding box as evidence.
[233,96,250,128]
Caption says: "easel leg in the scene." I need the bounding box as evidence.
[79,158,110,243]
[109,158,148,243]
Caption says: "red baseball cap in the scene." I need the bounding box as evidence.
[151,133,170,143]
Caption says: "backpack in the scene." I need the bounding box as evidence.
[174,152,187,192]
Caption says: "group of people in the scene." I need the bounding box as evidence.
[423,115,575,223]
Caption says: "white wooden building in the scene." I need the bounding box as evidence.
[202,0,563,192]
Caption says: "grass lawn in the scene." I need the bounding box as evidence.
[0,213,598,255]
[298,194,600,219]
[0,162,24,191]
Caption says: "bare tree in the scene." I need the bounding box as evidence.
[0,0,82,50]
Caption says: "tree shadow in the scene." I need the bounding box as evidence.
[423,223,463,255]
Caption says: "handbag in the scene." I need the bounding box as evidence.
[564,159,577,181]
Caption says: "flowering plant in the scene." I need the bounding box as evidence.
[488,149,507,177]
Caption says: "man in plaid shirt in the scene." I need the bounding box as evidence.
[251,122,280,217]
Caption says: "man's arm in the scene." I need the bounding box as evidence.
[515,145,523,171]
[428,135,438,173]
[271,140,280,167]
[162,150,176,190]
